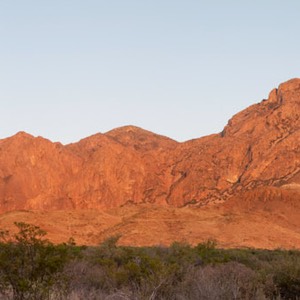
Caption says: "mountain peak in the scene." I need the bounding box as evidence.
[110,125,144,131]
[278,78,300,92]
[222,78,300,138]
[105,125,156,136]
[105,125,177,151]
[267,78,300,105]
[12,131,34,139]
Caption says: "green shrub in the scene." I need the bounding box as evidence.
[0,222,71,300]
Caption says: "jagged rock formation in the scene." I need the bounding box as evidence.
[0,79,300,212]
[167,78,300,206]
[0,79,300,248]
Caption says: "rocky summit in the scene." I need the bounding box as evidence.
[0,79,300,248]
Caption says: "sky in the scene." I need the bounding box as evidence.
[1,1,300,144]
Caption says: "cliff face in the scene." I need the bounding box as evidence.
[0,79,300,211]
[166,78,300,206]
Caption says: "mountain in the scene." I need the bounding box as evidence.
[166,78,300,206]
[0,79,299,248]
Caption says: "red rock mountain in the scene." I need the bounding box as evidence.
[0,78,299,248]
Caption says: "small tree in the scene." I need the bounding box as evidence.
[0,222,70,300]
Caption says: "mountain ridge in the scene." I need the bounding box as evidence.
[0,78,300,248]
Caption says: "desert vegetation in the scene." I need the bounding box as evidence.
[0,223,299,299]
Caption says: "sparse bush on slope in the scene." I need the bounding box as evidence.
[0,224,299,299]
[0,222,74,300]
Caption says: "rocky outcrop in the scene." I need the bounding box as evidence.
[0,79,300,211]
[166,78,300,206]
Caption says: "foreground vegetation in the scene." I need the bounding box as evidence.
[0,223,299,299]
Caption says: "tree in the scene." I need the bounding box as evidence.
[0,222,70,300]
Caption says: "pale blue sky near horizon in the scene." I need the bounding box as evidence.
[1,1,300,144]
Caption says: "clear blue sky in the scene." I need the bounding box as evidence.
[1,1,299,144]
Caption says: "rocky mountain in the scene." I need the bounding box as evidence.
[0,78,299,248]
[166,78,300,206]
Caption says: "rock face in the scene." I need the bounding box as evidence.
[1,78,300,248]
[166,78,300,206]
[0,79,300,212]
